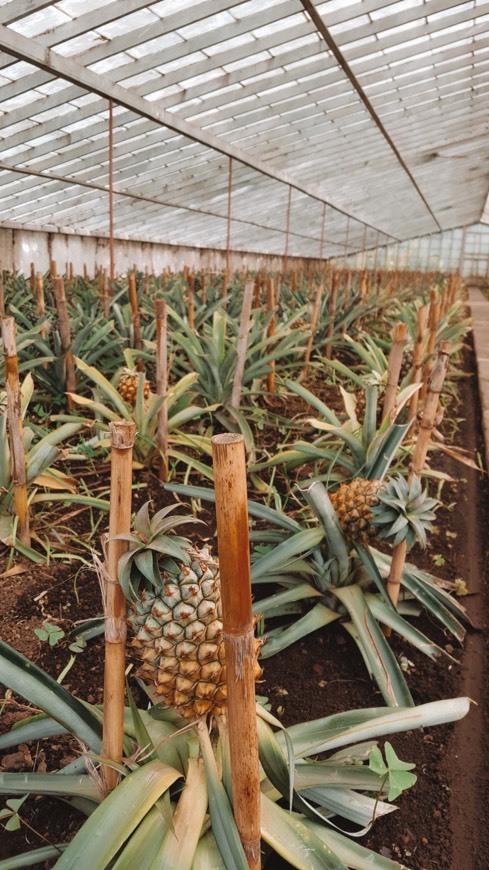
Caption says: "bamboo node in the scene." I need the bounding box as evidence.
[105,616,127,643]
[223,631,256,681]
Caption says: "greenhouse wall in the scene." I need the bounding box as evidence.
[346,224,489,278]
[0,227,321,277]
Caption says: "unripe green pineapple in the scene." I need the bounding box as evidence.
[330,475,438,549]
[118,502,263,719]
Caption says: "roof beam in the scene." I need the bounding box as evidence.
[299,0,442,231]
[0,161,348,248]
[0,21,399,240]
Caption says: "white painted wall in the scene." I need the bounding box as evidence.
[0,227,318,276]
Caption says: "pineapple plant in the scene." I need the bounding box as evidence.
[329,474,438,549]
[117,501,263,718]
[117,367,150,406]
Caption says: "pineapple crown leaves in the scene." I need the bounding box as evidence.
[371,474,439,550]
[115,501,206,601]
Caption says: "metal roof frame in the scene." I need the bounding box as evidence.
[0,0,488,258]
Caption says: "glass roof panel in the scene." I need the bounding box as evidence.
[0,0,487,249]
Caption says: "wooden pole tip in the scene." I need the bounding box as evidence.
[211,433,244,446]
[109,420,136,448]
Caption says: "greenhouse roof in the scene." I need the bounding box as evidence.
[0,0,488,259]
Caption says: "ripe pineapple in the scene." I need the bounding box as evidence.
[117,368,150,406]
[118,502,263,719]
[330,474,438,549]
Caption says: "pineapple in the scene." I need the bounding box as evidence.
[291,316,308,330]
[117,368,150,406]
[118,502,263,719]
[330,474,438,549]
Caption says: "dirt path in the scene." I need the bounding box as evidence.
[447,347,489,870]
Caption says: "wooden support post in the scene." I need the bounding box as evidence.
[386,342,451,618]
[53,277,76,409]
[128,272,143,371]
[101,420,136,793]
[50,260,57,282]
[408,304,430,422]
[212,434,261,870]
[382,322,408,420]
[231,278,255,411]
[155,300,168,482]
[1,317,30,546]
[266,278,276,393]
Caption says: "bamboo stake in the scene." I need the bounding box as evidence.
[128,272,143,371]
[382,322,408,420]
[36,273,47,341]
[101,269,110,318]
[101,420,136,793]
[155,299,168,482]
[0,271,4,316]
[1,317,30,546]
[53,277,76,409]
[36,272,45,318]
[265,278,276,393]
[201,270,207,306]
[187,270,195,331]
[420,290,440,402]
[325,271,338,361]
[303,282,324,373]
[231,278,255,411]
[212,433,261,870]
[408,304,429,422]
[253,272,262,309]
[386,342,451,618]
[50,260,57,281]
[29,263,36,294]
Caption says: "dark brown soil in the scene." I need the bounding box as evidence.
[1,344,488,869]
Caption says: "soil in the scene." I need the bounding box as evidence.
[1,342,488,869]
